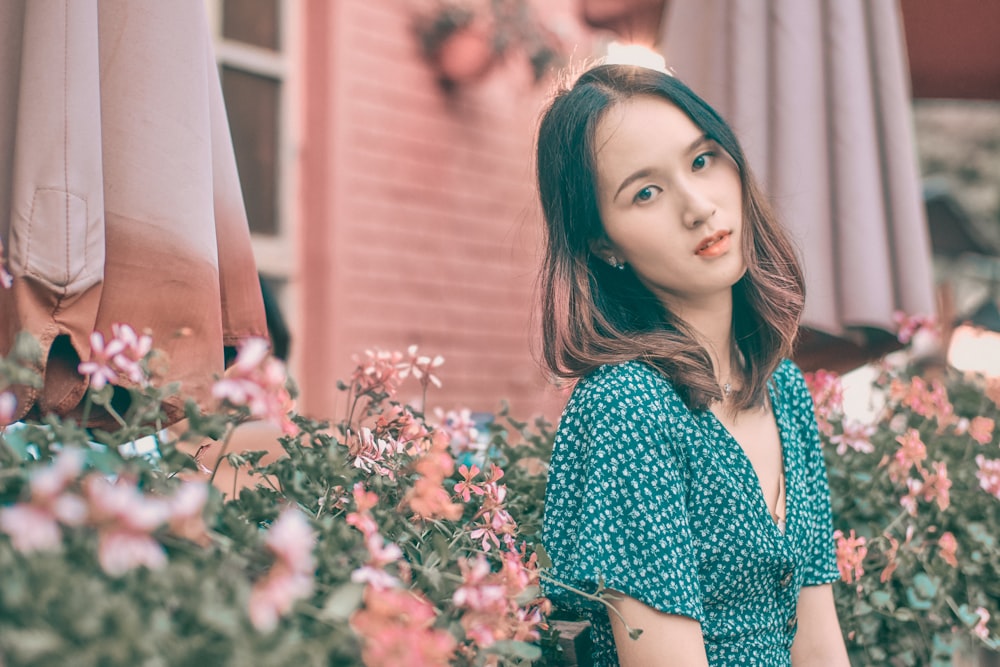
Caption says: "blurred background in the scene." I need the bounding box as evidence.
[207,0,1000,421]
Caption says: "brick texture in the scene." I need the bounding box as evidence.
[297,0,589,424]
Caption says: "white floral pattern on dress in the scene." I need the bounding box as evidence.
[542,359,840,666]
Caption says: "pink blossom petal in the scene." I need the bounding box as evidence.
[0,505,62,552]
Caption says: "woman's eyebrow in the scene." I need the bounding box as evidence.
[614,168,655,201]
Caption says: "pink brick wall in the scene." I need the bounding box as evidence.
[297,0,589,423]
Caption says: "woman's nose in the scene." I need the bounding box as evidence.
[679,181,716,229]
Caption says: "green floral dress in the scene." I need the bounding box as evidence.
[542,359,840,666]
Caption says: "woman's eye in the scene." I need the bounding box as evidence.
[633,186,660,203]
[692,152,715,171]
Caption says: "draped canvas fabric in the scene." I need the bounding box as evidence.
[660,0,936,340]
[0,1,266,425]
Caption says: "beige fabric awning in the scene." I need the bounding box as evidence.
[0,0,266,426]
[660,0,937,341]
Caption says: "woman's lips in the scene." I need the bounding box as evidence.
[695,231,732,258]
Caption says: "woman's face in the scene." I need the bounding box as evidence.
[593,95,746,314]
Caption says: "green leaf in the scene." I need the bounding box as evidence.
[486,640,542,660]
[319,582,365,621]
[869,590,893,609]
[534,543,553,569]
[0,427,33,460]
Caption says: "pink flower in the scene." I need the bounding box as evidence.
[98,528,167,576]
[248,508,317,631]
[107,323,153,385]
[348,427,399,477]
[351,586,456,667]
[0,504,63,552]
[167,482,210,545]
[970,417,996,445]
[893,311,938,345]
[78,331,126,390]
[454,464,485,502]
[351,348,405,397]
[266,507,316,575]
[213,338,296,434]
[830,421,876,456]
[84,477,171,532]
[453,557,506,612]
[399,345,444,389]
[974,607,991,640]
[938,532,959,567]
[0,263,12,289]
[435,408,480,454]
[249,563,315,632]
[881,535,900,583]
[975,455,1000,499]
[803,369,844,420]
[30,448,85,500]
[892,429,927,480]
[834,529,868,584]
[920,461,952,512]
[0,391,16,426]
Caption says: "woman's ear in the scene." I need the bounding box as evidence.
[590,237,616,264]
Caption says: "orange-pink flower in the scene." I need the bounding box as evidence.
[351,586,456,667]
[969,416,996,445]
[834,529,868,584]
[892,429,927,481]
[938,532,959,567]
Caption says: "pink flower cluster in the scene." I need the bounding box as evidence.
[212,338,296,435]
[803,369,844,437]
[464,464,517,553]
[351,586,457,667]
[833,529,868,584]
[893,311,938,345]
[0,449,209,577]
[452,551,549,651]
[975,455,1000,500]
[348,427,405,478]
[886,429,952,516]
[434,407,481,455]
[248,507,317,632]
[961,416,997,446]
[889,376,954,426]
[347,483,406,590]
[351,349,406,397]
[77,324,153,390]
[404,429,464,522]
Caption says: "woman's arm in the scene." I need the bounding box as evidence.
[608,591,710,667]
[790,584,850,666]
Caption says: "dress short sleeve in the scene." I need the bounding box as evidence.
[783,361,841,586]
[542,363,704,621]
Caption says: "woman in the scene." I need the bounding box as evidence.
[536,64,849,666]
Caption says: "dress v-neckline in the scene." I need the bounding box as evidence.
[704,381,792,541]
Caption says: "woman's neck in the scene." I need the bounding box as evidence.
[667,293,737,385]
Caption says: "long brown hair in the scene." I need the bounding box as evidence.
[535,64,804,411]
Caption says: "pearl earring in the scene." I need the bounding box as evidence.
[606,256,625,270]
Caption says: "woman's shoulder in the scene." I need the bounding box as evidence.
[569,360,677,406]
[772,357,809,392]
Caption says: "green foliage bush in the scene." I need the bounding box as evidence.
[0,332,552,667]
[810,356,1000,666]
